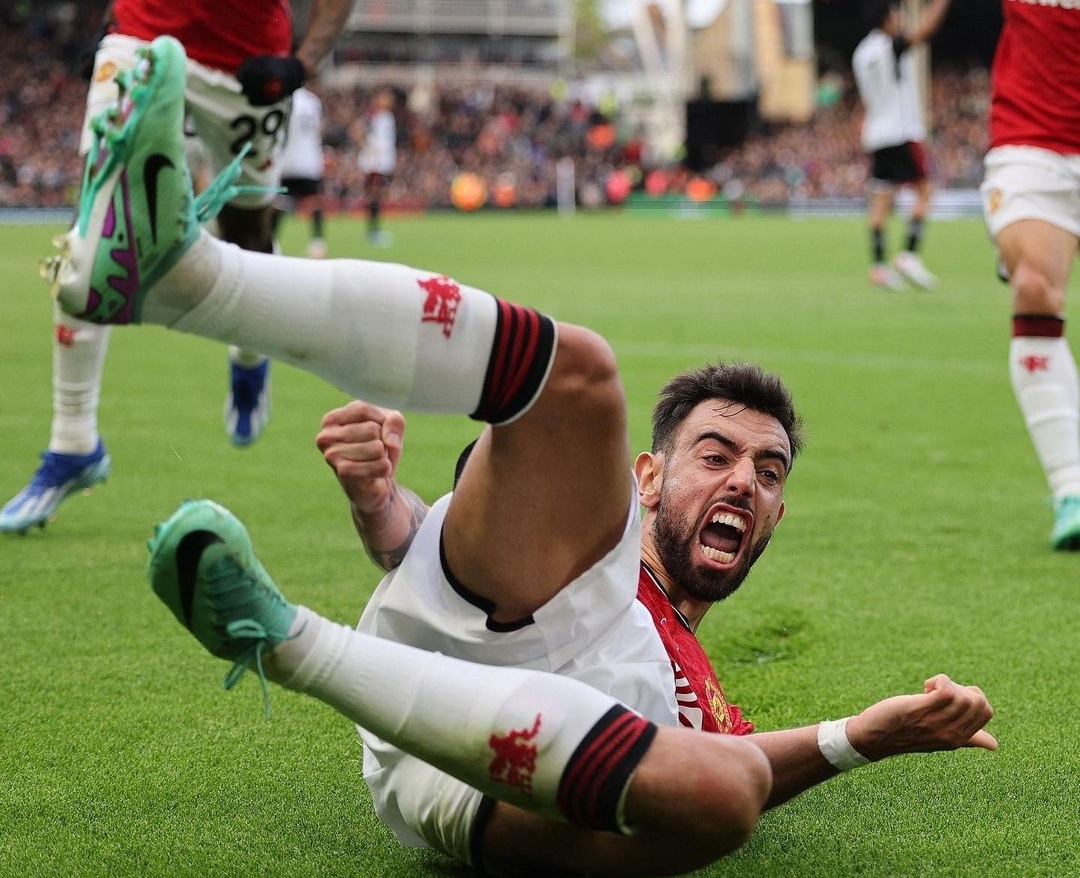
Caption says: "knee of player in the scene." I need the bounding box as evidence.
[676,735,771,863]
[547,323,624,416]
[1010,262,1064,313]
[696,737,771,842]
[629,730,770,866]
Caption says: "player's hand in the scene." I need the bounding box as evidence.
[846,674,997,761]
[236,54,305,106]
[316,401,405,516]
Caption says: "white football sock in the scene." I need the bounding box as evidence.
[228,346,267,369]
[269,607,647,824]
[49,308,110,455]
[147,231,499,414]
[1010,335,1080,500]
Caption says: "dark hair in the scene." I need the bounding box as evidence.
[864,0,900,29]
[650,362,803,467]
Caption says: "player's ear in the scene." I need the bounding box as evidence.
[635,451,663,509]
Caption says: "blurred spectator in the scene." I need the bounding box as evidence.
[1,6,990,214]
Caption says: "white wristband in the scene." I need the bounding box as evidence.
[817,717,870,772]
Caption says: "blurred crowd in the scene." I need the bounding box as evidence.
[0,5,991,212]
[700,65,989,206]
[0,4,98,210]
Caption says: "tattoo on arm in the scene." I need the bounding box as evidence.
[360,488,428,572]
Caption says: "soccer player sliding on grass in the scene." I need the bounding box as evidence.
[312,385,998,872]
[46,36,996,877]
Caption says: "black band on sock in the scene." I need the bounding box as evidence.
[471,300,557,425]
[556,705,657,833]
[1013,314,1065,339]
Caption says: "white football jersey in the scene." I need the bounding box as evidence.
[852,29,926,151]
[358,108,397,175]
[280,86,324,180]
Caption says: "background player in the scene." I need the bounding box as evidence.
[852,0,953,291]
[0,0,353,533]
[353,87,397,247]
[980,3,1080,549]
[272,80,328,259]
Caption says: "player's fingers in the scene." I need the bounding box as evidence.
[322,399,388,427]
[968,729,998,751]
[923,673,953,693]
[328,444,394,479]
[929,687,994,748]
[380,410,405,452]
[322,411,391,447]
[316,422,375,456]
[320,401,362,427]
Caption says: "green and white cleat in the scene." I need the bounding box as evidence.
[42,35,198,325]
[148,499,298,699]
[1051,495,1080,551]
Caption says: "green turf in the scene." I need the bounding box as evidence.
[2,211,1078,877]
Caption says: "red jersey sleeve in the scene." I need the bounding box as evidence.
[113,0,293,75]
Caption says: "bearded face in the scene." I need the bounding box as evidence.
[638,399,789,607]
[650,479,772,604]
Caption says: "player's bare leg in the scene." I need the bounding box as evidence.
[999,218,1080,548]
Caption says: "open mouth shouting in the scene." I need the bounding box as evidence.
[700,506,750,565]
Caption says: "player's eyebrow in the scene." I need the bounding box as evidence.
[695,430,791,473]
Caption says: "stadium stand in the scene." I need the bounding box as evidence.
[1,2,989,214]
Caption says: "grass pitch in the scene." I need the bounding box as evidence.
[2,211,1079,877]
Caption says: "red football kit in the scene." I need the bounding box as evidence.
[637,563,754,736]
[112,0,293,74]
[989,1,1080,154]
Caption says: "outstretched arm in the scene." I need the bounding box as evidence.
[751,673,995,808]
[316,400,429,571]
[294,0,356,78]
[906,0,954,45]
[237,0,354,105]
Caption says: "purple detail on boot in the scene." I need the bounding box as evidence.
[102,193,117,237]
[109,171,140,322]
[77,171,140,325]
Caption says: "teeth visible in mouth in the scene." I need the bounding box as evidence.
[700,511,746,563]
[711,511,746,531]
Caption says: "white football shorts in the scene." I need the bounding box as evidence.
[82,33,288,208]
[981,146,1080,240]
[356,486,677,862]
